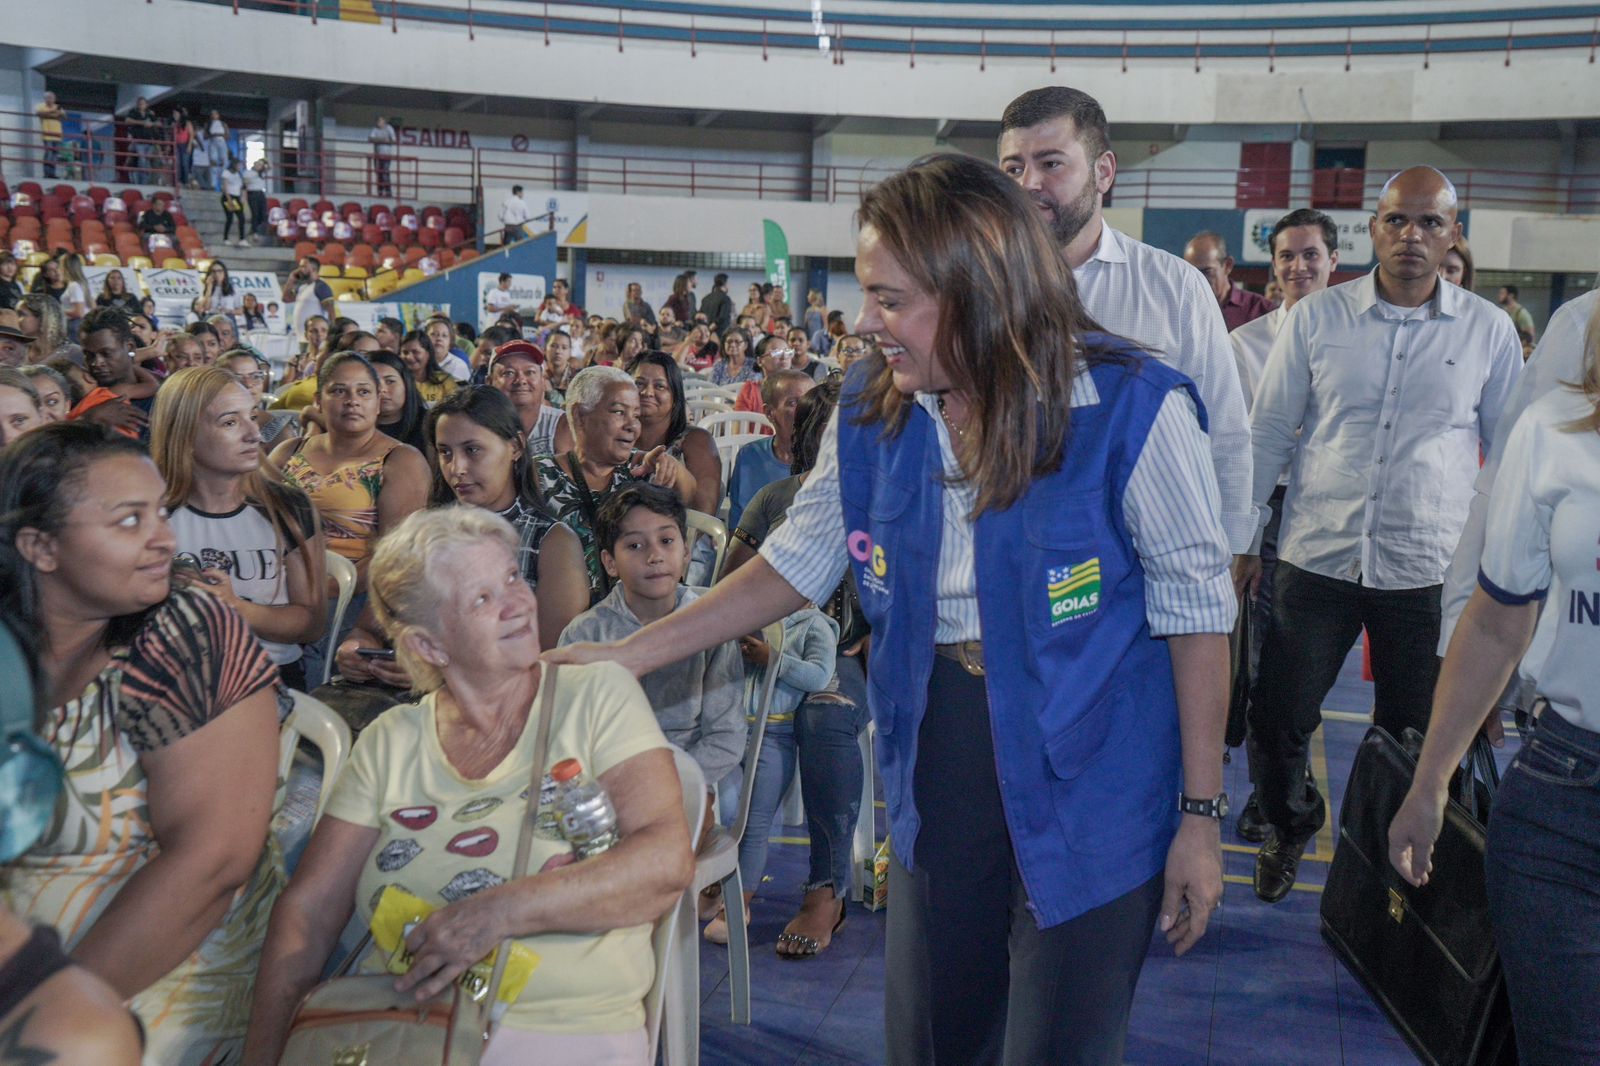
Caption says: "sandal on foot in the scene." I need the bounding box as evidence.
[776,901,846,960]
[703,907,729,945]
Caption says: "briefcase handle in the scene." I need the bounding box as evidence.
[1399,727,1500,823]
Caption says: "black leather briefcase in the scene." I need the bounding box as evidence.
[1320,727,1516,1066]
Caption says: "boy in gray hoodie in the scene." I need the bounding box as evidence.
[558,484,747,791]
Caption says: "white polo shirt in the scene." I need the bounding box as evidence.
[1477,386,1600,732]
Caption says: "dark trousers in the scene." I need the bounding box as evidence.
[884,655,1164,1065]
[1240,485,1286,788]
[1486,710,1600,1064]
[1247,562,1442,841]
[247,190,268,236]
[222,195,247,241]
[373,155,391,196]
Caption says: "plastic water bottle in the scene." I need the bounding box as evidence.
[550,758,620,858]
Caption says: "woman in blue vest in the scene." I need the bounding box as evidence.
[551,153,1236,1064]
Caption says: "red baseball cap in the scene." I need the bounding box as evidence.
[487,340,545,376]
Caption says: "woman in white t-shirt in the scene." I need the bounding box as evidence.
[150,365,328,689]
[1390,307,1600,1063]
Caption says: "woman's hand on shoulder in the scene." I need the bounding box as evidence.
[542,639,650,678]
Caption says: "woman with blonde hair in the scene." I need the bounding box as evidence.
[16,294,79,366]
[1440,237,1475,291]
[243,506,694,1066]
[151,365,327,688]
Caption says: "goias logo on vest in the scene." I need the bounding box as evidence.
[848,530,890,597]
[1047,559,1101,624]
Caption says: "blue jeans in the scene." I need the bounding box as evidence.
[1485,709,1600,1064]
[730,716,797,889]
[719,654,871,894]
[797,654,871,892]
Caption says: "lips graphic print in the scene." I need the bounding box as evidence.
[446,828,499,858]
[376,838,422,872]
[452,797,502,822]
[439,868,505,903]
[390,806,438,830]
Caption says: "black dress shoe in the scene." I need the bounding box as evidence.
[1254,831,1309,904]
[1235,792,1268,844]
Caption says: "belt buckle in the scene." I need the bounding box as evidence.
[955,641,985,677]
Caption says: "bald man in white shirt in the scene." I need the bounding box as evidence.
[1242,167,1521,901]
[998,86,1257,565]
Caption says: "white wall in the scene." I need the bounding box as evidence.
[13,0,1600,128]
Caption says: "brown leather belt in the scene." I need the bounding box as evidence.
[934,640,985,677]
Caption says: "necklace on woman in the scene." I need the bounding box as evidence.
[936,394,966,440]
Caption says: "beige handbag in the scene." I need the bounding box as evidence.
[277,666,559,1066]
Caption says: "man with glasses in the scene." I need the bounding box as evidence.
[1186,231,1274,332]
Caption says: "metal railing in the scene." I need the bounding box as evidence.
[169,0,1600,69]
[0,110,175,189]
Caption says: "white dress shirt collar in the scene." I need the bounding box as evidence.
[1351,268,1464,323]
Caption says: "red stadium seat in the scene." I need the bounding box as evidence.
[392,226,414,249]
[319,243,345,267]
[293,240,318,262]
[361,224,385,246]
[417,227,440,250]
[442,226,465,248]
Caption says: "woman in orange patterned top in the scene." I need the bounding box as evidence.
[270,351,430,592]
[0,421,286,1065]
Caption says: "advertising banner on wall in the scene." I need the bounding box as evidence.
[142,268,204,322]
[337,301,403,333]
[476,272,545,331]
[231,271,283,302]
[1240,208,1374,267]
[83,265,142,302]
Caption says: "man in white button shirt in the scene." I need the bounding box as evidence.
[1228,208,1339,844]
[998,87,1256,560]
[1241,167,1521,901]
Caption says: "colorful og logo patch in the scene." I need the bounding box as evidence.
[1047,559,1101,625]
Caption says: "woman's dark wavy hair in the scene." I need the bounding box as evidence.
[625,350,688,446]
[852,152,1115,517]
[423,385,546,512]
[791,377,840,476]
[0,422,155,676]
[371,351,427,452]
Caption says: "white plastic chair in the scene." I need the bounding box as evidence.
[649,748,707,1066]
[684,509,729,587]
[851,720,879,903]
[687,397,732,421]
[683,621,785,1046]
[276,690,353,823]
[697,410,773,438]
[321,551,358,685]
[715,433,769,487]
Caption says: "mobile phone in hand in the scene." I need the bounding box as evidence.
[356,647,396,661]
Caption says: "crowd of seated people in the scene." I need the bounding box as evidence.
[3,142,1591,1066]
[0,272,879,1059]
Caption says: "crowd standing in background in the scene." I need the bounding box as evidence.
[2,78,1597,1066]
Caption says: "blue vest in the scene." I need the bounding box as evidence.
[837,341,1205,927]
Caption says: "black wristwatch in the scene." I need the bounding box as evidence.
[1179,792,1230,819]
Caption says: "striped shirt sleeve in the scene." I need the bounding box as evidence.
[758,409,850,605]
[1124,390,1239,637]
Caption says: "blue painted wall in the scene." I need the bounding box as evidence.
[385,233,559,318]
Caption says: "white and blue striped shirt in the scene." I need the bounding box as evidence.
[759,373,1238,642]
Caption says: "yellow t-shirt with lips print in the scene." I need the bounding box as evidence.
[323,660,670,1034]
